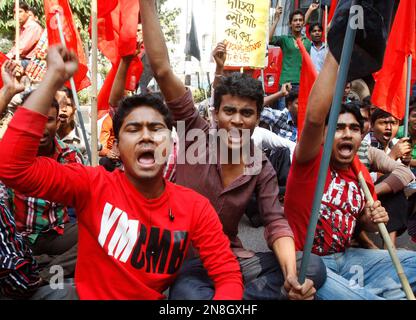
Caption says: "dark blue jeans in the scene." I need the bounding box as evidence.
[169,251,326,300]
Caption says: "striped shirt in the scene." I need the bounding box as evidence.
[8,138,83,244]
[0,182,41,299]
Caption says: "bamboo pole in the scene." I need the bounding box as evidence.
[324,5,328,42]
[15,0,20,64]
[403,55,413,138]
[90,0,99,167]
[55,12,92,165]
[298,1,357,284]
[356,171,415,300]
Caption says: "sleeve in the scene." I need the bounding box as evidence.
[256,160,294,248]
[191,198,243,300]
[270,35,283,47]
[166,88,210,150]
[368,146,415,193]
[254,127,295,160]
[0,107,92,211]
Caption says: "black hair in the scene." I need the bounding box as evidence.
[113,94,173,140]
[325,102,365,132]
[19,2,30,11]
[289,9,305,23]
[21,90,59,115]
[362,95,372,109]
[58,86,74,102]
[214,72,264,115]
[309,23,323,32]
[285,88,299,107]
[370,108,394,124]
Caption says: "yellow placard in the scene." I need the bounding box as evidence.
[216,0,269,68]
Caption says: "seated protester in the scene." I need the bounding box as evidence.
[285,51,416,300]
[356,140,415,249]
[0,45,243,300]
[139,0,326,300]
[2,90,80,283]
[260,88,299,142]
[55,87,88,163]
[98,113,121,172]
[396,97,416,174]
[369,108,413,244]
[0,182,76,300]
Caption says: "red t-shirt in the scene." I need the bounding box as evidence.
[285,148,365,256]
[0,107,243,300]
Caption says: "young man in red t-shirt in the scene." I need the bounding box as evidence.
[285,51,416,299]
[0,45,243,300]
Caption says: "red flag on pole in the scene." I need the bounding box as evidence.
[96,0,143,110]
[296,38,318,141]
[44,0,90,91]
[0,52,9,89]
[327,0,338,24]
[372,0,416,120]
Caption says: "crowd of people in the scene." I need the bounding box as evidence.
[0,0,415,300]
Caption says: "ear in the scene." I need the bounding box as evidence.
[213,109,219,123]
[112,139,120,153]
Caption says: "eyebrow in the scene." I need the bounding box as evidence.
[124,121,167,128]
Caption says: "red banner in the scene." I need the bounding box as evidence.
[44,0,90,91]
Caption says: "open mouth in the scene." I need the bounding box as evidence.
[337,142,354,158]
[58,114,69,121]
[137,149,156,168]
[227,129,243,145]
[382,132,392,141]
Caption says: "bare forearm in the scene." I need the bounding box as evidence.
[139,0,185,101]
[269,19,280,43]
[272,236,297,279]
[0,87,15,117]
[109,58,132,107]
[264,91,285,106]
[212,65,224,90]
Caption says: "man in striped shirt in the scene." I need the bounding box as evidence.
[1,92,82,283]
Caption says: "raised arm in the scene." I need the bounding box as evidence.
[212,41,227,90]
[305,3,319,25]
[0,45,90,209]
[295,51,339,164]
[269,6,282,43]
[108,56,134,107]
[0,61,24,117]
[139,0,186,102]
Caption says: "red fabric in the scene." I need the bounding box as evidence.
[351,156,377,201]
[97,62,119,111]
[0,107,244,300]
[0,52,9,88]
[44,0,90,91]
[296,38,318,141]
[96,0,143,107]
[327,0,338,24]
[372,0,416,120]
[285,147,366,255]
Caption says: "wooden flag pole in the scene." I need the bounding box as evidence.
[90,0,99,167]
[356,171,415,300]
[15,0,20,64]
[403,55,413,138]
[55,12,92,165]
[298,1,357,284]
[324,5,328,42]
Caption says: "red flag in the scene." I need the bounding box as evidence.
[327,0,338,24]
[372,0,416,120]
[44,0,90,91]
[296,38,318,141]
[96,0,143,110]
[351,156,377,201]
[0,52,9,89]
[97,62,118,111]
